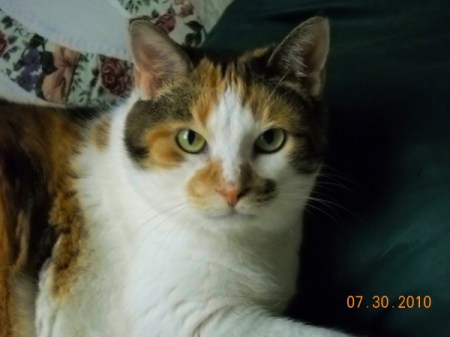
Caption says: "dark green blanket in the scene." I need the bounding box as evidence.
[204,1,450,336]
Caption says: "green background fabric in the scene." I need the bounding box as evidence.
[204,1,450,336]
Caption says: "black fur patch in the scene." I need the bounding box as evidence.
[0,112,55,276]
[124,87,193,163]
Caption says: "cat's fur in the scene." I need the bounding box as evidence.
[0,17,352,337]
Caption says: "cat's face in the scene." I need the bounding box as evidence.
[123,17,329,230]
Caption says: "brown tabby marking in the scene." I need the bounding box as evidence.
[49,177,87,298]
[92,116,112,150]
[0,171,13,336]
[0,103,90,335]
[144,124,186,168]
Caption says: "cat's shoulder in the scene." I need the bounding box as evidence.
[0,101,108,324]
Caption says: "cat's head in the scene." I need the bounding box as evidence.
[123,17,329,231]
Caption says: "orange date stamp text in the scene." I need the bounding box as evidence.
[346,295,432,309]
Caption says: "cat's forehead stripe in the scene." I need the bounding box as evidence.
[191,60,264,128]
[207,87,255,182]
[191,59,305,133]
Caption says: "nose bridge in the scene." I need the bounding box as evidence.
[208,87,255,184]
[221,153,241,184]
[215,129,255,184]
[221,161,252,188]
[212,130,244,184]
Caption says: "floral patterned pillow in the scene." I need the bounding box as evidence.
[0,0,206,107]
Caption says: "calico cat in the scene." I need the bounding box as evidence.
[0,16,353,337]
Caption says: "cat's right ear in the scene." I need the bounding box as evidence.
[267,16,330,98]
[129,17,190,99]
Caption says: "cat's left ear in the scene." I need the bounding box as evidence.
[129,17,190,99]
[268,16,330,97]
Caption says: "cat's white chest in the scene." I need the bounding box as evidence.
[110,211,299,337]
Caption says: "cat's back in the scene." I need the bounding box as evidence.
[0,102,90,336]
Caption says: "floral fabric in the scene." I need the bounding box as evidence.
[0,0,206,107]
[117,0,206,46]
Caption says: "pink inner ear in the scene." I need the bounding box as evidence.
[134,68,160,100]
[133,45,166,99]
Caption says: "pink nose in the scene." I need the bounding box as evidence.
[216,185,246,207]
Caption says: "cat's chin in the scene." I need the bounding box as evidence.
[203,209,256,220]
[194,205,259,221]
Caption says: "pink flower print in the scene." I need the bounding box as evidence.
[100,57,131,96]
[155,12,176,33]
[41,47,79,103]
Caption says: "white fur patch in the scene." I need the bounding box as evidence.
[207,88,261,183]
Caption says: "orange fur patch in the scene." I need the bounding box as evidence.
[186,160,223,205]
[144,126,186,168]
[189,60,225,128]
[0,103,87,334]
[189,59,302,137]
[92,116,111,150]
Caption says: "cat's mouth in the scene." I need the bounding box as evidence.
[189,189,277,220]
[198,200,266,220]
[223,206,255,218]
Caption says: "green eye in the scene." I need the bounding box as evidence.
[176,129,206,154]
[255,128,286,153]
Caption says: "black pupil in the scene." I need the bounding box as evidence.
[263,130,275,144]
[187,130,196,145]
